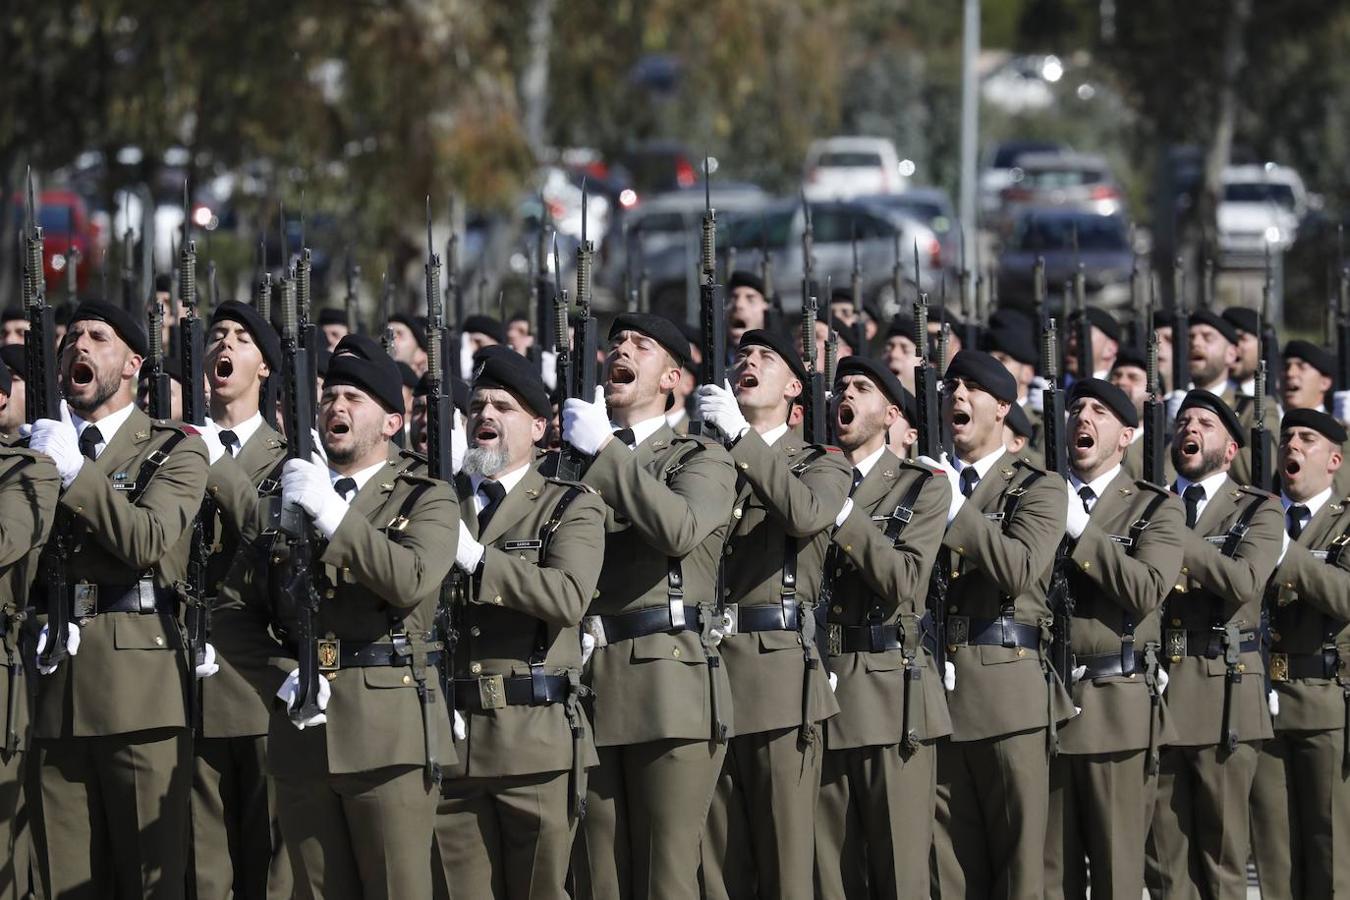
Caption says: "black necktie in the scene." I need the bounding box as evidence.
[1078,485,1095,514]
[612,427,636,448]
[959,467,979,498]
[218,429,239,457]
[849,469,864,497]
[1182,484,1206,529]
[1287,504,1309,540]
[478,480,507,533]
[78,425,102,461]
[334,477,357,501]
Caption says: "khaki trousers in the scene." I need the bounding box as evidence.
[814,740,936,900]
[1145,742,1260,900]
[190,734,291,900]
[1249,728,1350,899]
[1046,749,1156,900]
[32,728,191,900]
[431,769,574,900]
[573,738,725,900]
[0,748,32,900]
[933,729,1049,899]
[275,764,437,900]
[701,726,821,900]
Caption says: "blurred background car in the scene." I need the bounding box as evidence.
[979,139,1069,218]
[996,208,1134,316]
[1217,163,1308,267]
[802,136,908,201]
[857,187,960,275]
[997,151,1123,231]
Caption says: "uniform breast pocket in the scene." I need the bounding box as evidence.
[756,630,803,654]
[112,615,177,651]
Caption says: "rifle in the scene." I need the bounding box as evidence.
[295,202,319,398]
[850,221,867,358]
[146,244,173,420]
[1171,257,1189,394]
[254,240,278,426]
[690,161,727,435]
[913,295,942,460]
[380,269,394,355]
[1072,225,1092,380]
[178,181,210,728]
[1142,291,1167,485]
[24,170,69,672]
[276,274,323,726]
[121,228,137,312]
[1250,252,1273,490]
[1336,225,1350,391]
[1129,234,1148,350]
[801,289,828,445]
[345,246,361,336]
[573,185,599,403]
[537,201,557,358]
[1043,314,1073,683]
[552,235,586,481]
[1201,257,1215,311]
[800,189,815,324]
[418,196,449,787]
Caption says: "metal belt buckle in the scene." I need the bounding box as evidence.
[722,603,739,636]
[581,616,608,648]
[72,583,97,619]
[827,623,842,657]
[1164,629,1187,663]
[1269,652,1289,683]
[317,636,341,672]
[478,674,507,710]
[946,615,969,648]
[136,579,157,613]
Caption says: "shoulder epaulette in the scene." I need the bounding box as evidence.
[151,418,194,434]
[1011,456,1048,477]
[1236,483,1277,500]
[398,447,429,465]
[671,431,717,449]
[1135,479,1172,495]
[897,457,938,476]
[543,476,598,494]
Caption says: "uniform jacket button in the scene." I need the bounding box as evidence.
[470,662,482,674]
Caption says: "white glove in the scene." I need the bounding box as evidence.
[1333,390,1350,425]
[281,458,348,540]
[943,660,956,691]
[455,529,485,572]
[696,381,750,441]
[18,422,32,439]
[450,413,468,474]
[453,709,467,740]
[1071,664,1087,685]
[828,671,838,693]
[195,642,219,678]
[1027,376,1049,415]
[1156,666,1170,695]
[1065,480,1091,539]
[30,401,83,488]
[1165,390,1187,421]
[35,623,81,675]
[921,453,964,524]
[276,667,332,729]
[580,632,596,667]
[834,498,854,529]
[199,422,227,466]
[1268,689,1280,718]
[561,395,613,456]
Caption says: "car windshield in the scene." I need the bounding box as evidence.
[1223,182,1297,209]
[1015,216,1127,252]
[817,152,883,168]
[886,198,950,231]
[1019,167,1105,188]
[724,209,794,249]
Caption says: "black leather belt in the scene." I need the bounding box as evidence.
[948,615,1041,650]
[732,603,799,633]
[585,605,703,644]
[453,674,569,710]
[1164,629,1259,660]
[825,622,904,655]
[69,580,176,618]
[284,640,442,671]
[1078,651,1146,680]
[1270,649,1342,682]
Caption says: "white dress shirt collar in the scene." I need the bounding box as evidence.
[614,414,668,448]
[329,458,387,495]
[853,444,888,479]
[953,445,1006,482]
[1174,469,1231,524]
[469,461,532,513]
[210,411,265,453]
[1070,464,1122,510]
[1281,486,1333,522]
[71,401,138,460]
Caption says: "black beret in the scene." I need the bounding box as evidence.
[988,307,1036,335]
[727,270,766,297]
[0,346,24,381]
[886,314,916,343]
[1188,309,1238,345]
[927,304,964,330]
[944,350,1018,403]
[1,307,24,323]
[210,300,282,370]
[462,314,507,346]
[1005,401,1034,439]
[1112,345,1147,372]
[609,313,692,371]
[834,355,908,412]
[472,346,551,418]
[333,332,385,362]
[1282,339,1335,378]
[829,287,856,306]
[68,301,148,356]
[1070,306,1121,344]
[1177,390,1245,447]
[737,328,808,384]
[1221,306,1261,337]
[317,307,347,328]
[0,354,10,396]
[396,361,419,391]
[388,313,428,352]
[1281,407,1348,445]
[1069,377,1139,428]
[325,335,404,413]
[984,325,1037,367]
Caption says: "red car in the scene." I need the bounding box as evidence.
[11,189,99,296]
